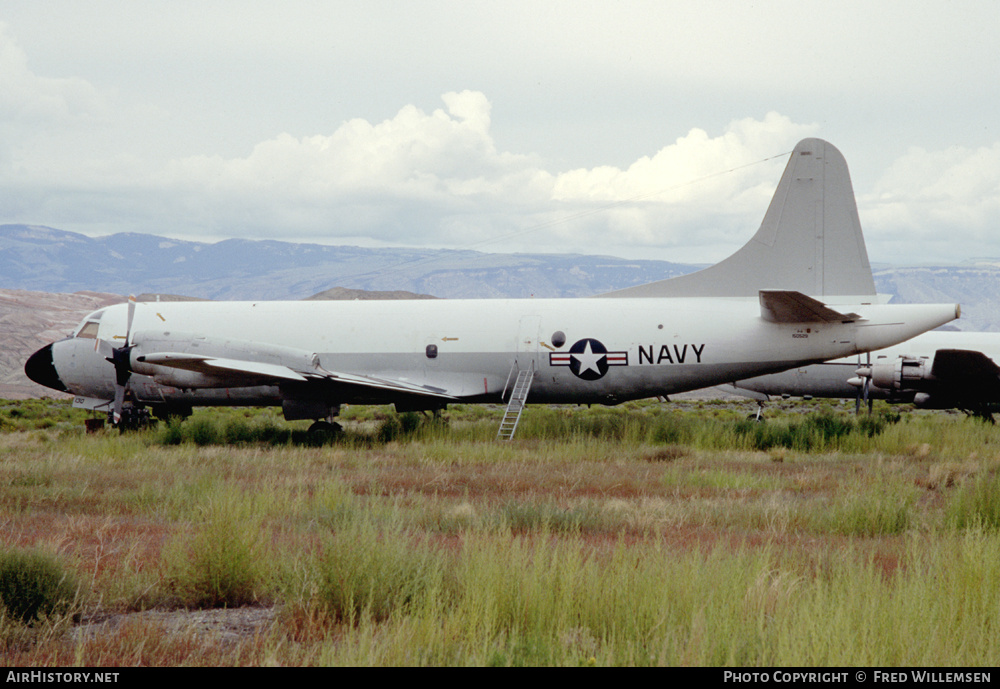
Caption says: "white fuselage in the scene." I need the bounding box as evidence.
[43,297,959,412]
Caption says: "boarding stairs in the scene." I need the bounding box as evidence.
[496,366,534,441]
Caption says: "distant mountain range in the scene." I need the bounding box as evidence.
[4,224,999,328]
[0,289,124,399]
[0,224,695,301]
[2,224,998,319]
[871,265,1000,332]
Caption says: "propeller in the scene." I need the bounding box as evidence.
[105,296,137,425]
[854,354,862,415]
[853,351,873,415]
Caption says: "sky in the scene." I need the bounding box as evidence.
[1,0,999,266]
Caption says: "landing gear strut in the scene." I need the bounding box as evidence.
[746,400,766,422]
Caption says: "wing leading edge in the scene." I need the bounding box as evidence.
[135,351,458,400]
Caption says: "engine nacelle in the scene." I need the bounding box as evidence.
[912,392,938,408]
[133,366,236,389]
[127,330,319,389]
[870,356,934,392]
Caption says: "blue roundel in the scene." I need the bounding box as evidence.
[568,338,609,380]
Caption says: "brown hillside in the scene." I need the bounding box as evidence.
[0,290,125,399]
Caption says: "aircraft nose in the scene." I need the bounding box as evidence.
[24,344,68,393]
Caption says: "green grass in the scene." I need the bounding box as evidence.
[945,466,1000,529]
[161,487,271,608]
[2,398,1000,665]
[0,398,91,433]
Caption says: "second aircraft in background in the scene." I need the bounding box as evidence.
[728,331,1000,422]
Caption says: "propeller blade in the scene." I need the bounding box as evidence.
[854,352,875,415]
[93,338,114,358]
[125,295,136,346]
[855,354,862,415]
[112,384,126,425]
[107,295,138,426]
[863,351,873,414]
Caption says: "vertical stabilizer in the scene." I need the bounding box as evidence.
[597,138,877,300]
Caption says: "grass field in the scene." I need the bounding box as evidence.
[1,398,999,666]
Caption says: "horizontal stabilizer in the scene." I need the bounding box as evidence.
[759,290,862,324]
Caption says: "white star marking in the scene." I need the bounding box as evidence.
[572,341,606,375]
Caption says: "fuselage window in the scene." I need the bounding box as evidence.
[77,322,100,339]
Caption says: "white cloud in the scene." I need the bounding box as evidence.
[170,91,538,195]
[0,24,108,123]
[0,75,829,260]
[3,7,998,267]
[143,97,819,259]
[155,92,552,240]
[546,113,820,254]
[1,3,999,266]
[862,144,1000,261]
[554,113,816,203]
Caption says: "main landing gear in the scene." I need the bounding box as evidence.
[960,404,996,424]
[307,419,344,441]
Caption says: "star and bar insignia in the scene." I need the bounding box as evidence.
[549,338,628,381]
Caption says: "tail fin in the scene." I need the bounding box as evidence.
[596,138,877,301]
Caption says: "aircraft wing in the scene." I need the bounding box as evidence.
[930,349,1000,395]
[314,369,457,399]
[139,353,309,382]
[759,290,862,323]
[137,352,459,399]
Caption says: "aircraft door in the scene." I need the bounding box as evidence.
[516,315,542,371]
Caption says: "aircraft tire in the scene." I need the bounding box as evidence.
[308,420,343,442]
[114,406,156,433]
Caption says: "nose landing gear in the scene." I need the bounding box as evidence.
[109,404,155,432]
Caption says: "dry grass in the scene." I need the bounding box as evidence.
[2,400,1000,665]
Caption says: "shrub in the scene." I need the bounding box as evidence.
[187,417,220,446]
[376,413,428,443]
[163,495,268,608]
[161,418,185,445]
[731,411,891,452]
[376,415,403,443]
[223,417,254,444]
[0,549,79,624]
[308,524,445,623]
[399,412,422,434]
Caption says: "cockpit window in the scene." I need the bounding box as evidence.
[77,321,100,339]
